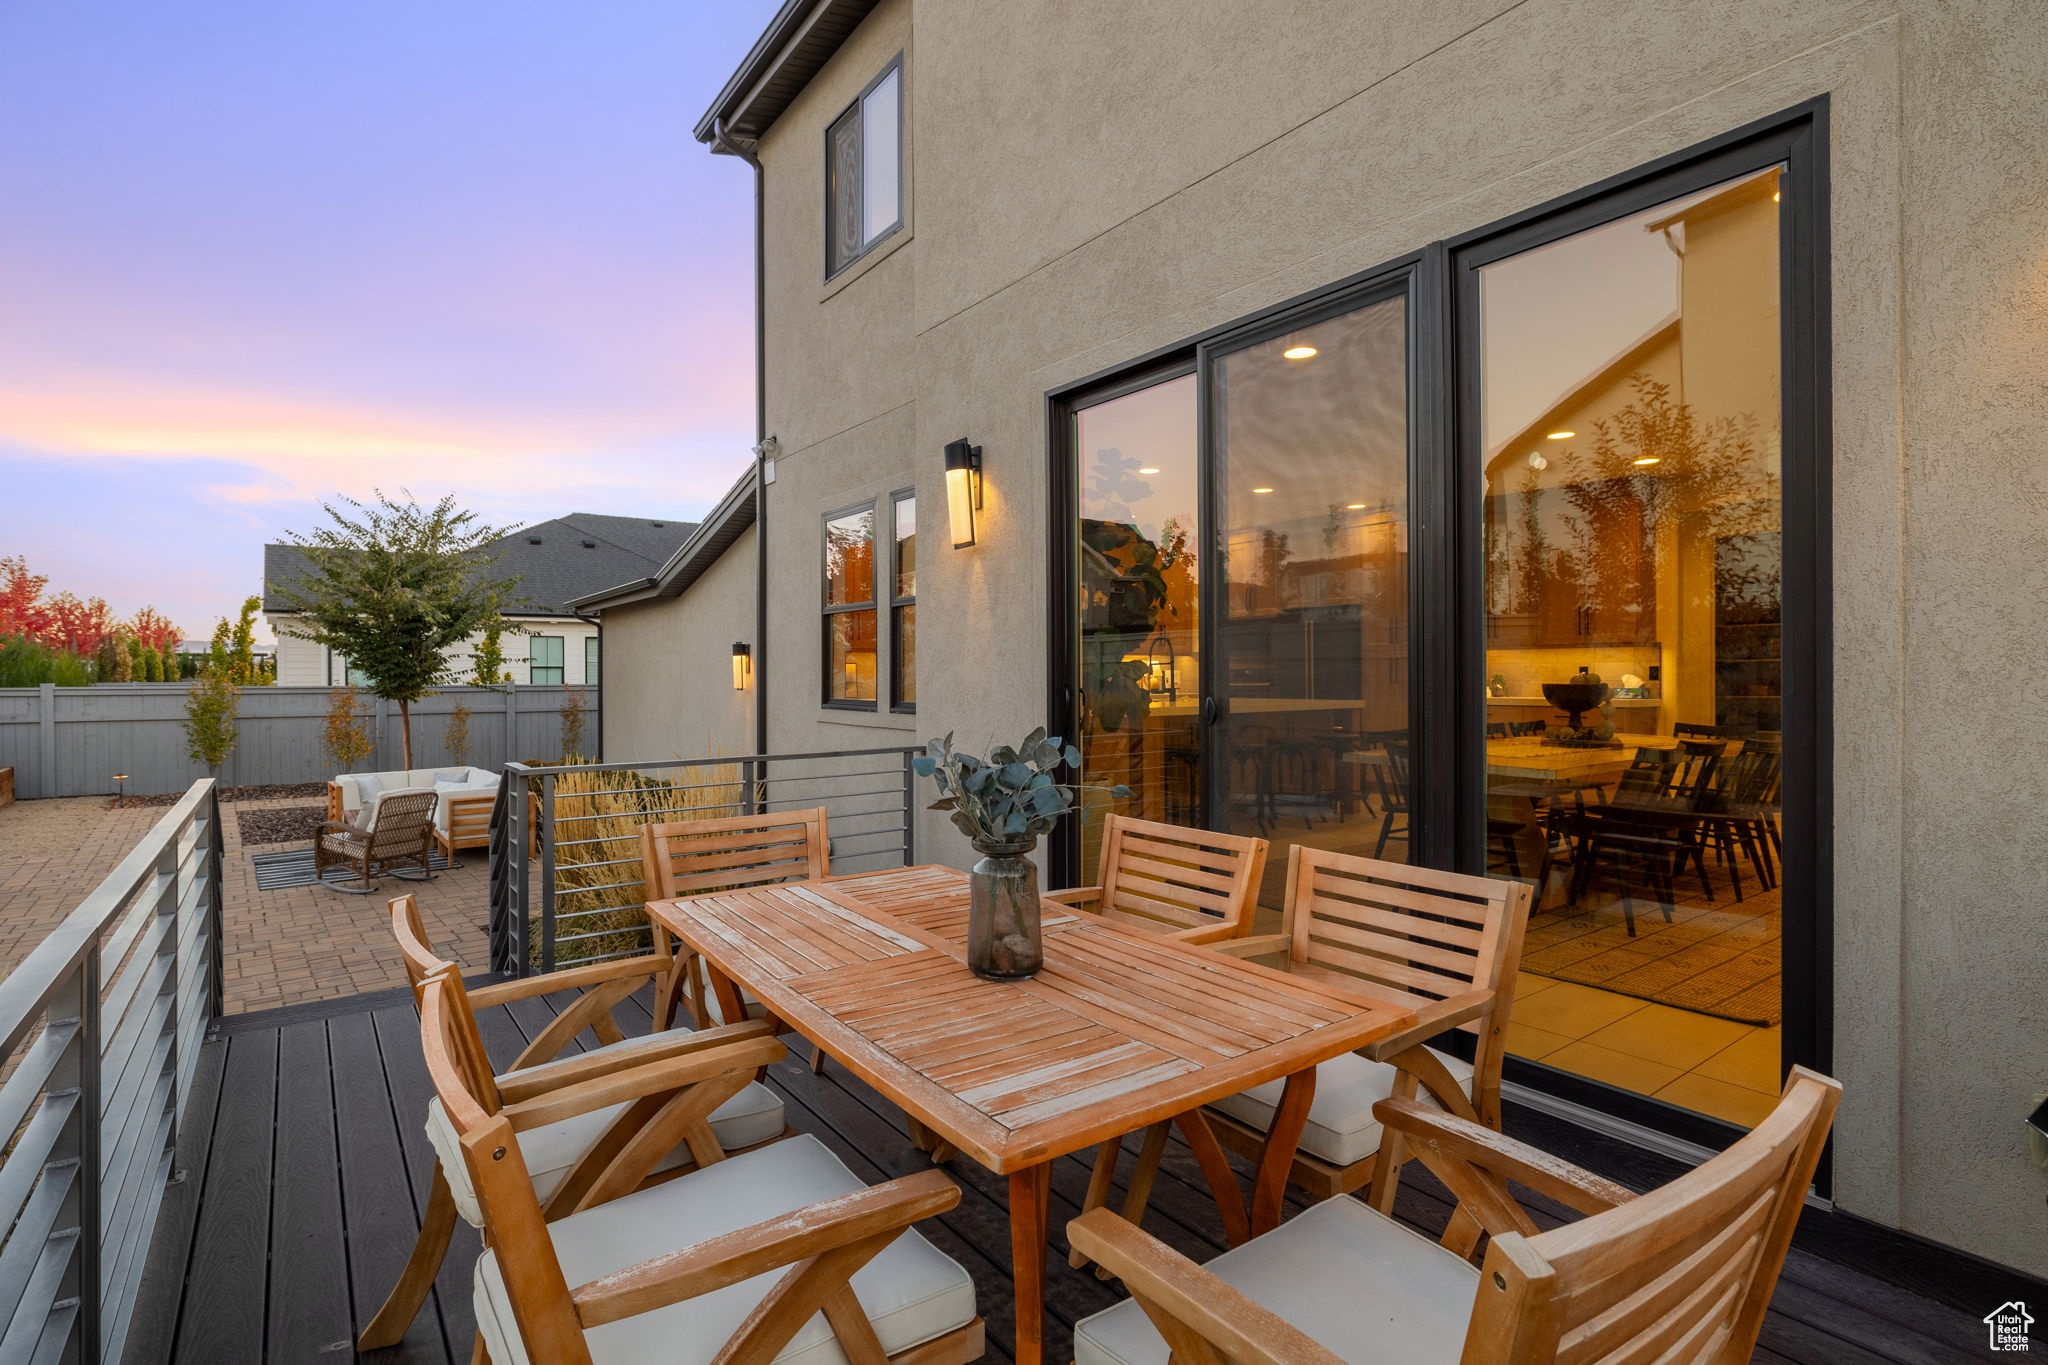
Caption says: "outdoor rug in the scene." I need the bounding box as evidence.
[1520,884,1782,1026]
[249,846,451,891]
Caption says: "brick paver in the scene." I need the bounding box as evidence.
[0,794,494,1015]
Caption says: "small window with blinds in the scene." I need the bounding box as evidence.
[825,58,903,278]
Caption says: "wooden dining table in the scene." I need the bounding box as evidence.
[647,862,1416,1365]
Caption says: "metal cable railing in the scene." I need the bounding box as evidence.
[0,781,222,1365]
[487,747,920,976]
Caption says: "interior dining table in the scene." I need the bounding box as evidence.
[647,862,1417,1365]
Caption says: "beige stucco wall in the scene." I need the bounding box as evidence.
[620,0,2047,1273]
[597,525,758,762]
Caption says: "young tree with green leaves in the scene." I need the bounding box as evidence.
[277,491,518,769]
[470,620,511,686]
[182,667,239,781]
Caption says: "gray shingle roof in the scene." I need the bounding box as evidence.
[262,514,697,617]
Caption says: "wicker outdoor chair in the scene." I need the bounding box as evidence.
[315,788,438,894]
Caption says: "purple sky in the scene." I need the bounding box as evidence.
[0,1,781,640]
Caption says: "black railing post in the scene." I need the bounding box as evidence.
[901,747,917,866]
[538,773,558,976]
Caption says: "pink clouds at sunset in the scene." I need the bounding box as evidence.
[0,0,783,639]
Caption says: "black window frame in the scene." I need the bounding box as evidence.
[528,634,565,686]
[821,500,881,711]
[1044,99,1831,1169]
[889,487,917,714]
[824,54,906,281]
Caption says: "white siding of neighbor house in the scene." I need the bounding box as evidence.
[265,615,601,688]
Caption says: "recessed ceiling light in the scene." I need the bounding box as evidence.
[1137,467,1161,475]
[1632,456,1661,466]
[1251,487,1275,494]
[1282,345,1318,360]
[1546,431,1575,440]
[1772,190,1781,202]
[1346,503,1366,510]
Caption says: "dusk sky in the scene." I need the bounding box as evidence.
[1,1,781,640]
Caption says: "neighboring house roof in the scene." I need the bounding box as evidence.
[263,514,698,618]
[569,469,757,612]
[694,0,880,147]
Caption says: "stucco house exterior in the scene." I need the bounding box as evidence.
[577,0,2048,1284]
[264,512,695,688]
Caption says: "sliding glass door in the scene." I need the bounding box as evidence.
[1207,290,1413,908]
[1053,104,1825,1146]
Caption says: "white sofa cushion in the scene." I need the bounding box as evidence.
[338,766,494,820]
[430,779,499,834]
[1073,1195,1478,1365]
[474,1133,978,1365]
[1209,1046,1474,1168]
[424,1055,785,1226]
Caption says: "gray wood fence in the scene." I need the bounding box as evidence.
[0,685,597,798]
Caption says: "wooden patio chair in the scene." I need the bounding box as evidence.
[1044,813,1269,945]
[639,807,828,1039]
[1072,847,1532,1275]
[1067,1068,1841,1365]
[413,967,985,1365]
[356,895,790,1351]
[314,787,438,894]
[1051,815,1268,1261]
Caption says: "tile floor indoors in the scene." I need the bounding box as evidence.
[1507,970,1782,1126]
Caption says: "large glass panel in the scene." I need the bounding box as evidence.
[826,105,862,275]
[892,495,916,709]
[1073,373,1199,884]
[1480,167,1785,1126]
[1212,294,1410,908]
[824,507,877,705]
[861,68,901,244]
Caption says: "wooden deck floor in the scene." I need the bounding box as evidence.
[125,984,2016,1365]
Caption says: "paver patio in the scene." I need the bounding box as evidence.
[0,792,494,1014]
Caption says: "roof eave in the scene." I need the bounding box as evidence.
[692,0,880,148]
[570,472,759,612]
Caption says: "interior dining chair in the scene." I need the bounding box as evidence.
[356,895,790,1352]
[414,968,986,1365]
[1070,847,1531,1277]
[1051,814,1269,1264]
[1068,1068,1841,1365]
[639,807,829,1039]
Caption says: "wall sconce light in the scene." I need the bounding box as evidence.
[731,642,750,691]
[944,438,983,548]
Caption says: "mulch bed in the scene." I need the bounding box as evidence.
[235,803,329,847]
[127,781,328,808]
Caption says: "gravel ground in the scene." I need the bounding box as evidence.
[130,781,328,808]
[234,802,327,847]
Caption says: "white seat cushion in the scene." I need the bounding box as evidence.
[1209,1047,1474,1167]
[1073,1196,1478,1365]
[475,1133,978,1365]
[424,1045,785,1226]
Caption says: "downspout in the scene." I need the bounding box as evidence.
[712,115,770,759]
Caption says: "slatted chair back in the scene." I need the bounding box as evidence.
[1087,814,1269,940]
[640,809,829,1028]
[1365,734,1412,813]
[1612,746,1683,803]
[1463,1069,1840,1364]
[1279,847,1531,1124]
[639,807,829,899]
[1672,738,1728,801]
[1671,721,1728,739]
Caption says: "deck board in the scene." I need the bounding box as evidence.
[131,986,2023,1363]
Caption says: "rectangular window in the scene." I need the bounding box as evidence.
[584,635,600,686]
[826,59,903,278]
[891,492,916,711]
[823,507,877,706]
[529,635,564,686]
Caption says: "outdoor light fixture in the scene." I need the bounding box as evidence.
[113,773,128,807]
[1282,345,1318,360]
[731,642,749,690]
[944,438,983,548]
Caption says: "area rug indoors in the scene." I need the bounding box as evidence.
[249,846,451,891]
[1519,885,1782,1026]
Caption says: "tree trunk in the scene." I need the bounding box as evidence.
[398,698,414,770]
